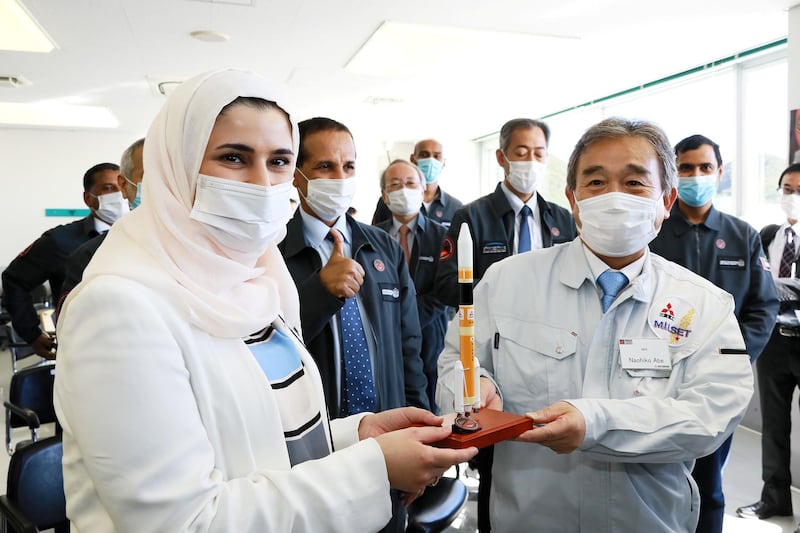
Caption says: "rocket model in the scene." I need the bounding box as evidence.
[453,222,481,433]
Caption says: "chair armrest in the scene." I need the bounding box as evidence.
[0,494,38,533]
[4,402,40,429]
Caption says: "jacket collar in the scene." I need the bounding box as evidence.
[666,202,720,237]
[558,239,654,305]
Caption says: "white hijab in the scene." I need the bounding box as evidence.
[66,69,301,338]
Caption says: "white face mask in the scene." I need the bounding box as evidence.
[576,192,663,257]
[296,169,357,222]
[781,193,800,221]
[505,156,546,195]
[94,191,130,225]
[190,174,292,253]
[386,186,423,217]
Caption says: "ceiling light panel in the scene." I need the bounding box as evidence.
[346,21,579,78]
[0,0,57,53]
[0,102,118,128]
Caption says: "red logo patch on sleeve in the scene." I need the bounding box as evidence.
[440,236,455,262]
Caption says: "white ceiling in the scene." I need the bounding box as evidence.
[0,0,796,144]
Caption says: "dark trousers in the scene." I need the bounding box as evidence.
[756,328,800,510]
[691,434,733,533]
[475,445,493,533]
[378,489,406,533]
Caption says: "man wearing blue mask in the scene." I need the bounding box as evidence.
[371,138,462,228]
[437,118,754,533]
[56,138,145,319]
[121,138,145,210]
[650,134,777,533]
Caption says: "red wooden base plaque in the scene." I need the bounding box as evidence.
[434,409,533,449]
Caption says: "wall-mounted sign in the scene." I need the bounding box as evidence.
[45,208,90,217]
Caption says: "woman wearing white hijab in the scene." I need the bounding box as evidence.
[54,69,476,532]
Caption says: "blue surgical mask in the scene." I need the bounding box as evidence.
[415,157,443,184]
[124,176,142,209]
[677,174,717,207]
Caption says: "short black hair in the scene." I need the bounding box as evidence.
[83,162,120,192]
[779,163,800,188]
[674,134,722,167]
[297,117,353,166]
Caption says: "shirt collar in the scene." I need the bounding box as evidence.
[299,208,351,246]
[93,216,111,234]
[390,215,418,236]
[500,181,538,216]
[581,242,646,284]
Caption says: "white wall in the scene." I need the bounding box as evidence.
[0,124,482,264]
[0,127,146,265]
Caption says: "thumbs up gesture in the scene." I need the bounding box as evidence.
[320,229,365,298]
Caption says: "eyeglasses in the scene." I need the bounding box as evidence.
[779,187,800,196]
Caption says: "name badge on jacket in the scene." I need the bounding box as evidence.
[482,241,507,255]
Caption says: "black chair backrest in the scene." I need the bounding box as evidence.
[6,435,66,530]
[8,365,56,429]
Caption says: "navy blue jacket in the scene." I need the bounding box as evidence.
[2,216,99,342]
[434,184,577,308]
[375,213,449,411]
[371,186,462,228]
[278,210,428,417]
[650,203,778,361]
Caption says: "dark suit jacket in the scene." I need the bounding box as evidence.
[1,216,99,342]
[434,184,577,307]
[375,214,450,410]
[278,211,428,417]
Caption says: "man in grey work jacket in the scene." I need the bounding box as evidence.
[433,118,576,532]
[436,117,753,533]
[650,134,778,533]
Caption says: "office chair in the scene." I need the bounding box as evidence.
[406,475,468,533]
[0,435,68,533]
[5,364,57,455]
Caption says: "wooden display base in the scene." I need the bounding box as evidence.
[434,409,533,449]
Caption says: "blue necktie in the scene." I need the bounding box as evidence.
[598,270,628,313]
[518,205,532,253]
[326,229,376,416]
[339,296,376,415]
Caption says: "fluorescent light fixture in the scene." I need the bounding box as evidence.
[346,21,577,78]
[0,102,118,128]
[0,0,57,53]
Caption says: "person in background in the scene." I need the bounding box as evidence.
[374,159,450,412]
[433,118,576,532]
[121,138,145,209]
[278,117,430,532]
[1,162,128,358]
[736,164,800,528]
[56,138,146,318]
[649,134,778,533]
[371,138,462,228]
[54,68,475,533]
[437,117,753,532]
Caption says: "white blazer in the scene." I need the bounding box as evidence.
[54,250,392,532]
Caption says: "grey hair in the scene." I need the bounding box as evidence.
[566,117,676,193]
[120,137,145,180]
[499,118,551,153]
[380,159,423,190]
